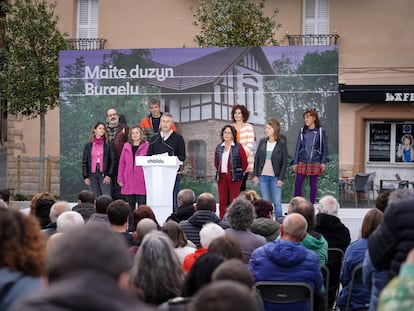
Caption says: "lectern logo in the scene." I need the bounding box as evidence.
[148,159,164,164]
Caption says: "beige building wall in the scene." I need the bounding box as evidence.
[8,0,414,195]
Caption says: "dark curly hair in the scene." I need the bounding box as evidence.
[231,104,250,123]
[226,198,256,230]
[220,125,238,143]
[0,208,46,276]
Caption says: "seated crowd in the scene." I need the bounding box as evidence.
[1,187,414,311]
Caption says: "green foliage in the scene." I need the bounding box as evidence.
[1,0,68,117]
[192,0,281,47]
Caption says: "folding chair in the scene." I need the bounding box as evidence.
[345,265,363,311]
[255,281,314,311]
[327,248,345,310]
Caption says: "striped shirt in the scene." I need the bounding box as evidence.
[236,123,255,172]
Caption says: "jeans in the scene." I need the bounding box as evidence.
[259,175,283,218]
[89,171,111,199]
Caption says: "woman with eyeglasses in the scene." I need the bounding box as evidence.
[292,109,328,204]
[214,125,248,219]
[117,125,149,230]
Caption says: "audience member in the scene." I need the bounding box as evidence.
[107,199,136,247]
[56,211,84,233]
[336,208,384,311]
[183,223,225,273]
[250,199,280,242]
[129,218,158,257]
[130,230,184,305]
[378,248,414,311]
[315,195,351,252]
[249,213,324,311]
[162,220,196,264]
[29,192,56,215]
[42,200,72,237]
[0,199,7,209]
[208,235,244,261]
[32,196,57,229]
[289,198,328,265]
[182,253,226,297]
[0,208,46,311]
[11,223,153,311]
[225,197,266,263]
[0,188,10,206]
[132,205,160,230]
[374,191,391,212]
[166,189,195,223]
[239,189,261,203]
[180,192,226,248]
[87,194,112,225]
[77,190,95,204]
[188,280,259,311]
[368,189,414,280]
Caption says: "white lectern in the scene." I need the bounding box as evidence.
[136,155,181,225]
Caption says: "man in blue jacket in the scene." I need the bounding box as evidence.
[249,213,324,311]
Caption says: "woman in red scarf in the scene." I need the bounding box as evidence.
[82,122,115,199]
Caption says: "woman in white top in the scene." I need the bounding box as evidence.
[253,119,288,218]
[162,220,196,264]
[231,105,255,192]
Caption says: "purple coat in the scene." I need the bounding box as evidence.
[117,141,148,195]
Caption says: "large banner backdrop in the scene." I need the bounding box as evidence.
[59,46,339,202]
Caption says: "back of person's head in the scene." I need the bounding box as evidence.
[107,199,130,226]
[162,220,188,248]
[178,189,196,206]
[188,280,258,311]
[49,201,72,222]
[182,252,226,297]
[239,189,261,203]
[281,213,308,242]
[208,235,244,261]
[252,199,273,218]
[34,198,56,228]
[0,208,46,277]
[0,188,10,204]
[196,192,216,211]
[289,199,315,229]
[375,191,391,212]
[288,196,307,212]
[388,189,414,207]
[226,197,256,230]
[77,190,95,204]
[57,211,85,233]
[130,230,184,304]
[212,258,254,288]
[72,202,95,221]
[361,208,383,238]
[47,223,131,282]
[318,195,339,216]
[136,218,157,242]
[30,192,56,215]
[200,223,225,248]
[132,205,159,229]
[95,195,113,214]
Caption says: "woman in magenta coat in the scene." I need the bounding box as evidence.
[118,126,149,228]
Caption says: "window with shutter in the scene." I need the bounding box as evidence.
[303,0,329,35]
[77,0,99,39]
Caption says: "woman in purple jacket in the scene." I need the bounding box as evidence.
[118,126,149,226]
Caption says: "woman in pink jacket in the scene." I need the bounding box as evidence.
[118,126,149,229]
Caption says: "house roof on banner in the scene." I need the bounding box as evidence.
[148,47,274,91]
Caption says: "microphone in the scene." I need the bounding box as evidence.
[161,138,175,156]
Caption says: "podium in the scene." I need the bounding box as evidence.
[136,155,181,225]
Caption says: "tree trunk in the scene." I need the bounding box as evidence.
[38,111,45,192]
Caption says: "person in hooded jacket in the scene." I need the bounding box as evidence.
[250,199,280,242]
[249,213,324,311]
[180,193,227,248]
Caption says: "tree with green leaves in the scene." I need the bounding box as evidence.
[0,0,68,191]
[193,0,281,47]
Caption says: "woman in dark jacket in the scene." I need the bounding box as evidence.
[292,109,328,204]
[82,122,115,199]
[253,119,288,218]
[214,125,247,219]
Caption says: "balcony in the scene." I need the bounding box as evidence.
[66,38,107,50]
[286,34,339,46]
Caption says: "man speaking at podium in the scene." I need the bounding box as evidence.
[147,113,186,212]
